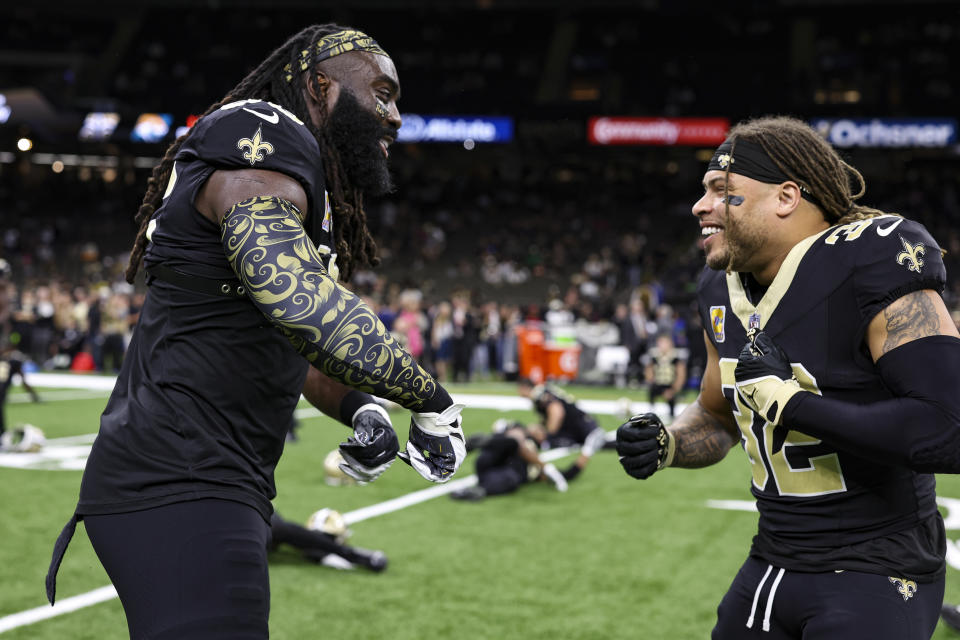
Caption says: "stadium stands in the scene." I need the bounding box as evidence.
[1,0,958,385]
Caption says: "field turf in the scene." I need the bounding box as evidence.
[2,381,960,638]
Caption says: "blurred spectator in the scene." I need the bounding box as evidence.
[430,301,454,382]
[451,292,476,383]
[476,301,502,380]
[101,292,129,373]
[392,289,427,360]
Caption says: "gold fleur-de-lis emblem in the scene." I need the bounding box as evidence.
[717,154,734,169]
[895,235,925,273]
[888,576,917,601]
[237,125,275,166]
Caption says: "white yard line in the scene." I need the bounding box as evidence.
[8,390,111,403]
[22,373,119,392]
[344,445,574,524]
[0,586,118,634]
[704,499,757,512]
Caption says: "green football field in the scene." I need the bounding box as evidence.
[3,381,960,639]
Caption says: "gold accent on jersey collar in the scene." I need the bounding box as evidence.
[726,227,832,331]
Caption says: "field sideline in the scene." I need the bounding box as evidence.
[3,374,960,638]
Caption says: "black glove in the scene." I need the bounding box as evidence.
[615,413,674,480]
[339,404,399,484]
[734,330,802,426]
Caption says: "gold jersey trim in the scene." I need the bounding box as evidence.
[726,227,832,333]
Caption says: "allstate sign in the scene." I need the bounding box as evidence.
[812,118,957,148]
[398,115,513,143]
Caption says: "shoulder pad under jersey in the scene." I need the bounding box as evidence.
[177,99,325,211]
[820,215,946,323]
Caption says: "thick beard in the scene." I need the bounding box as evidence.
[326,88,396,198]
[706,247,730,272]
[723,212,766,273]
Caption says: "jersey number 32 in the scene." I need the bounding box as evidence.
[720,359,847,497]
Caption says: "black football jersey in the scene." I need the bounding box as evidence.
[531,384,599,445]
[0,352,24,400]
[145,99,336,278]
[0,352,24,431]
[78,99,334,521]
[698,215,947,580]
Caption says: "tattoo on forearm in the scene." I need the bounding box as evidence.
[670,403,735,468]
[881,292,940,355]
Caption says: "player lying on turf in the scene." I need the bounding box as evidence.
[451,419,570,501]
[269,510,387,572]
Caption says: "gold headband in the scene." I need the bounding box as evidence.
[283,29,388,83]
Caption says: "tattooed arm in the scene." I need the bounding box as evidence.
[617,331,736,479]
[867,289,959,361]
[196,168,453,413]
[775,289,960,472]
[669,331,740,468]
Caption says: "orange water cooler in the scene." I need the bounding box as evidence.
[543,343,581,381]
[515,323,546,383]
[515,323,580,383]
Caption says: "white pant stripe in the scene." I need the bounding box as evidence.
[745,564,773,629]
[762,568,786,632]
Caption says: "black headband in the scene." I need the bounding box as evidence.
[708,138,820,206]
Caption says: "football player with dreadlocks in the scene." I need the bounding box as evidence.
[616,116,959,638]
[47,24,465,638]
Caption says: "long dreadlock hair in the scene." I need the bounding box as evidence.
[723,115,893,226]
[125,23,381,284]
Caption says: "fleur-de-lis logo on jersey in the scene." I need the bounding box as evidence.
[237,125,275,166]
[895,235,925,273]
[717,154,733,169]
[888,576,917,601]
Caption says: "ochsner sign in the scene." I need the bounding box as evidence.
[588,117,729,146]
[812,118,957,148]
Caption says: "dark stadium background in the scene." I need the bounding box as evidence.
[1,0,958,381]
[4,3,960,639]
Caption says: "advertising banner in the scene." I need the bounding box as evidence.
[811,118,957,148]
[588,117,729,145]
[398,115,513,143]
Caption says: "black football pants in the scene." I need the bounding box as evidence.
[713,555,944,639]
[85,498,270,639]
[475,434,526,496]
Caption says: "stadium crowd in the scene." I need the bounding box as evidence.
[3,1,960,391]
[2,151,959,393]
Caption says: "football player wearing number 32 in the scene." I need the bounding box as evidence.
[617,116,960,639]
